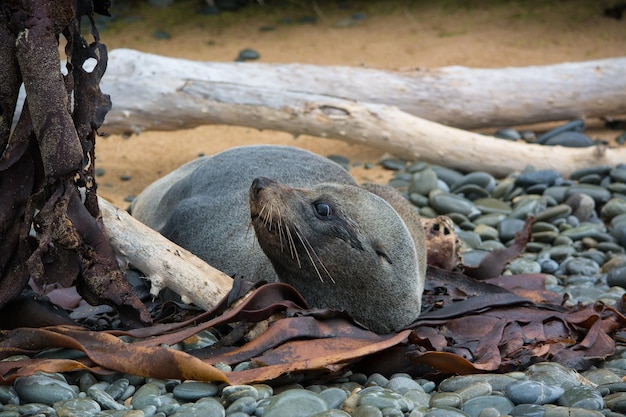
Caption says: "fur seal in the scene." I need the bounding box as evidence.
[131,145,426,333]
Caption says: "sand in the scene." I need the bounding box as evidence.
[94,0,626,208]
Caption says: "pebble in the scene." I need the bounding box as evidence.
[14,373,77,406]
[263,389,328,417]
[461,396,514,417]
[505,380,564,405]
[236,48,260,61]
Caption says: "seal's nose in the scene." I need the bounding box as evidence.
[251,177,272,199]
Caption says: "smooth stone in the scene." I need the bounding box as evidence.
[531,231,559,243]
[611,168,626,183]
[406,161,429,173]
[106,378,130,401]
[429,191,478,217]
[173,382,219,401]
[310,411,351,417]
[474,224,499,241]
[570,165,613,180]
[565,185,611,204]
[366,374,390,387]
[474,213,507,228]
[478,240,505,251]
[359,389,413,412]
[264,390,328,417]
[610,223,626,246]
[492,177,516,200]
[130,383,161,410]
[525,363,580,389]
[608,266,626,288]
[597,241,626,253]
[54,398,101,416]
[583,369,622,385]
[540,258,560,273]
[14,373,77,406]
[578,173,603,184]
[498,218,526,242]
[409,169,439,196]
[254,384,273,400]
[453,184,491,200]
[561,223,607,240]
[505,380,564,405]
[495,128,522,141]
[430,166,464,187]
[0,386,18,405]
[536,119,585,143]
[604,391,626,409]
[452,172,496,194]
[477,408,500,417]
[542,131,594,147]
[562,257,600,276]
[352,405,383,417]
[534,205,572,222]
[557,385,604,409]
[403,389,430,409]
[319,388,348,409]
[473,198,512,215]
[193,397,226,416]
[424,407,469,417]
[461,395,514,417]
[222,385,259,404]
[386,377,423,395]
[510,197,545,220]
[516,170,562,187]
[543,186,570,203]
[380,158,407,171]
[226,396,257,415]
[429,392,462,409]
[439,375,517,393]
[544,407,604,417]
[87,386,127,411]
[602,198,626,221]
[510,403,547,417]
[507,258,542,274]
[455,382,492,402]
[539,245,577,261]
[236,48,260,61]
[565,193,596,222]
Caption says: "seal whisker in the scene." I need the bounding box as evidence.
[284,223,301,268]
[300,232,336,284]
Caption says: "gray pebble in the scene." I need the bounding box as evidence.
[409,169,439,196]
[172,382,219,402]
[14,373,77,406]
[424,407,469,417]
[498,218,526,242]
[525,363,580,389]
[542,131,594,147]
[461,395,514,417]
[263,389,328,417]
[608,266,626,288]
[505,380,564,405]
[352,405,383,417]
[380,158,407,171]
[559,385,604,410]
[516,170,562,187]
[54,398,101,416]
[310,410,351,417]
[226,396,257,415]
[319,388,348,409]
[507,258,542,274]
[0,386,19,405]
[429,191,478,218]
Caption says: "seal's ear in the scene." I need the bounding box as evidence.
[372,241,393,264]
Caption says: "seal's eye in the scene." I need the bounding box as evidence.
[314,201,333,218]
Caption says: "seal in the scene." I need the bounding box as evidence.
[131,145,426,333]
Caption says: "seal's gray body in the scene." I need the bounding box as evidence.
[132,145,425,332]
[131,145,356,282]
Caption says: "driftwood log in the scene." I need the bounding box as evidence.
[101,49,626,133]
[98,50,625,177]
[99,198,233,308]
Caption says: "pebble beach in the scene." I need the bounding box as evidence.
[4,1,626,416]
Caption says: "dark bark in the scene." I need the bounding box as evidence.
[0,0,150,325]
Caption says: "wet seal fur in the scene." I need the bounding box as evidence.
[131,145,426,333]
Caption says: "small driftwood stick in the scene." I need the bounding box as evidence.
[98,198,233,309]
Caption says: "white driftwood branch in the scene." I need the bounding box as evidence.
[101,49,626,133]
[98,198,233,309]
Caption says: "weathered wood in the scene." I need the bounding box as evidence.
[101,49,626,133]
[99,198,233,309]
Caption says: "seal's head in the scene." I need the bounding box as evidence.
[249,176,423,333]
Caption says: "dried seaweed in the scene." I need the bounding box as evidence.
[0,0,149,323]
